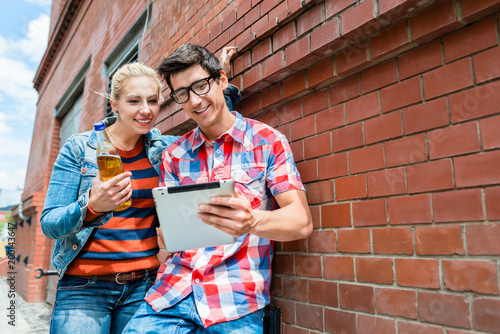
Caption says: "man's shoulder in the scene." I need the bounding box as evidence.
[241,116,284,146]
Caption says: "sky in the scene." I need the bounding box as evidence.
[0,0,51,204]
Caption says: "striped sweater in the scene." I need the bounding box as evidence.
[66,136,160,276]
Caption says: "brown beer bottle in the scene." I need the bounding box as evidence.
[94,121,132,211]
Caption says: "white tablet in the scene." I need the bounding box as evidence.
[152,180,236,252]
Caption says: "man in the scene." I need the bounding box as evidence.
[124,44,312,333]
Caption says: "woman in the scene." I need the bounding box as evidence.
[41,48,238,334]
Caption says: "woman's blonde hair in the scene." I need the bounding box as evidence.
[106,62,163,103]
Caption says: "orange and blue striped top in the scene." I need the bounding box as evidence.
[66,137,160,276]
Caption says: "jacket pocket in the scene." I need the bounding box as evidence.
[78,163,98,197]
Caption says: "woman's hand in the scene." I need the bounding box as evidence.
[219,46,237,77]
[88,171,132,213]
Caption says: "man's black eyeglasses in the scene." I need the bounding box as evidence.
[170,75,217,104]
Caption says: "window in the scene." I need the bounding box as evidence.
[102,2,152,116]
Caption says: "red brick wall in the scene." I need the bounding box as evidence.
[20,0,500,331]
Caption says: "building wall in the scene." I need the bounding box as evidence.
[15,0,500,332]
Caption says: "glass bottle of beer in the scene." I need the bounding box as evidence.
[94,121,132,211]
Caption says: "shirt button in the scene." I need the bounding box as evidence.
[72,245,78,250]
[195,278,200,283]
[214,175,219,179]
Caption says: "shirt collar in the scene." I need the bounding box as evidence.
[190,111,250,151]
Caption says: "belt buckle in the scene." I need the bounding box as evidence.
[115,272,126,285]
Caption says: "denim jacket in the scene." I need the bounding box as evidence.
[41,84,240,278]
[40,126,177,278]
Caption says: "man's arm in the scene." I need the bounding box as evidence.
[198,189,313,242]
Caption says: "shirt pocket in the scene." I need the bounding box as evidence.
[78,163,98,197]
[231,167,266,209]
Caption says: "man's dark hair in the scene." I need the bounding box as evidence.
[158,43,222,90]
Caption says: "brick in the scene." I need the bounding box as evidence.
[324,256,354,280]
[447,330,476,334]
[309,280,338,307]
[318,152,348,180]
[461,0,500,22]
[240,93,261,117]
[283,71,309,100]
[274,299,295,324]
[357,257,394,284]
[291,115,315,141]
[418,291,470,328]
[475,46,500,84]
[450,81,500,123]
[376,288,417,319]
[388,194,432,225]
[280,99,301,124]
[243,64,268,93]
[373,227,414,255]
[358,315,396,334]
[282,277,308,301]
[407,159,453,194]
[303,89,329,116]
[341,0,378,40]
[236,0,252,20]
[352,198,387,227]
[285,37,319,71]
[262,50,293,83]
[325,0,355,18]
[325,309,356,334]
[311,18,343,57]
[443,17,497,63]
[365,111,403,144]
[385,134,427,167]
[332,122,364,152]
[270,273,283,296]
[361,59,398,94]
[258,109,278,128]
[296,159,317,183]
[321,202,351,227]
[350,144,384,174]
[428,122,480,159]
[345,91,379,123]
[308,56,336,88]
[371,21,410,60]
[423,58,474,100]
[339,283,375,313]
[316,105,344,133]
[261,84,282,110]
[296,302,323,331]
[283,325,308,334]
[466,224,500,256]
[398,322,446,334]
[402,98,449,135]
[282,238,307,252]
[330,75,360,105]
[473,298,500,334]
[399,40,443,79]
[367,167,406,197]
[296,255,322,278]
[310,206,320,229]
[378,0,424,19]
[415,225,465,255]
[297,3,323,36]
[273,253,294,275]
[433,189,484,223]
[338,228,371,253]
[336,174,367,201]
[308,230,337,253]
[455,151,500,188]
[396,258,440,288]
[336,41,370,77]
[443,260,499,295]
[381,77,422,113]
[306,180,334,204]
[273,22,295,51]
[304,132,331,159]
[410,0,461,43]
[481,115,500,150]
[486,186,500,220]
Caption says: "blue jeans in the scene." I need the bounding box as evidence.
[123,293,264,333]
[50,275,155,334]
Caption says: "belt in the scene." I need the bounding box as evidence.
[67,267,158,285]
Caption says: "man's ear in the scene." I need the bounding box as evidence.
[219,70,229,91]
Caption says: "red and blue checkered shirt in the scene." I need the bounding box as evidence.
[145,112,304,328]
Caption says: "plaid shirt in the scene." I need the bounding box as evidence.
[146,111,303,328]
